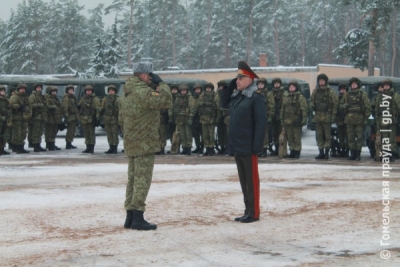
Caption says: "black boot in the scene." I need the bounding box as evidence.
[1,146,10,155]
[315,149,324,159]
[105,145,113,154]
[179,147,186,155]
[288,150,295,158]
[113,145,118,154]
[186,147,191,156]
[348,150,356,160]
[38,144,46,151]
[34,144,41,152]
[28,141,34,148]
[66,142,77,149]
[124,210,134,229]
[48,142,55,151]
[8,143,13,151]
[202,147,209,156]
[192,146,200,153]
[294,150,300,159]
[130,210,157,230]
[355,150,361,161]
[46,142,50,149]
[18,145,30,154]
[208,147,214,156]
[54,143,61,150]
[259,148,268,158]
[271,145,279,156]
[331,148,337,157]
[89,144,94,154]
[324,148,330,159]
[82,144,90,153]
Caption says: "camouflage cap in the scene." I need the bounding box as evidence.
[17,83,27,89]
[46,86,52,94]
[133,62,152,74]
[317,73,329,82]
[257,77,267,84]
[84,84,94,91]
[107,84,117,92]
[204,82,214,90]
[288,80,300,91]
[179,83,189,91]
[170,84,179,91]
[338,83,348,91]
[382,78,392,87]
[217,80,227,87]
[49,86,58,92]
[348,77,362,88]
[0,85,6,91]
[272,77,282,85]
[193,83,203,91]
[33,83,43,89]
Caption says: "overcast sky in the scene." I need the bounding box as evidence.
[0,0,117,28]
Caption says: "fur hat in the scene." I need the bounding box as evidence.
[133,62,152,74]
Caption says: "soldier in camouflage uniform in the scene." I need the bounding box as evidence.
[215,81,228,155]
[172,84,194,155]
[167,84,178,152]
[335,83,349,157]
[368,82,384,158]
[375,78,400,162]
[157,85,169,155]
[256,78,274,157]
[78,85,101,154]
[270,77,288,155]
[119,63,172,231]
[102,85,119,154]
[5,87,16,151]
[62,85,79,149]
[9,84,32,154]
[45,86,63,151]
[28,83,48,152]
[310,73,338,159]
[190,83,203,154]
[340,77,371,161]
[280,80,308,158]
[195,83,218,156]
[0,86,12,155]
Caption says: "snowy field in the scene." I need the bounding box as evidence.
[0,129,399,267]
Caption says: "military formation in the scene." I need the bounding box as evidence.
[0,83,121,156]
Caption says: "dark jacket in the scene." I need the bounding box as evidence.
[229,82,267,155]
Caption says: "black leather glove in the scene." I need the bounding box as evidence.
[149,73,163,85]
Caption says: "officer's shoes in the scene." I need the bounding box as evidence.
[234,214,247,221]
[130,210,157,231]
[240,215,259,223]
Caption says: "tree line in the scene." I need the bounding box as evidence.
[0,0,399,77]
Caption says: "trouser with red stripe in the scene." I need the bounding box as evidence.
[234,154,260,219]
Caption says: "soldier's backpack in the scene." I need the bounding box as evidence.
[278,127,288,158]
[170,126,180,155]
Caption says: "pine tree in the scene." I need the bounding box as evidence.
[105,21,123,78]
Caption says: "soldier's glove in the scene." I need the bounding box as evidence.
[149,73,163,85]
[19,104,25,111]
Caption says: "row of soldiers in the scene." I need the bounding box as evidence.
[159,74,400,161]
[0,83,120,155]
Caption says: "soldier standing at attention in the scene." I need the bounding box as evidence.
[0,86,12,155]
[190,84,203,154]
[368,82,383,158]
[340,77,371,161]
[167,85,179,153]
[280,80,308,158]
[256,78,274,157]
[62,85,79,149]
[102,85,119,154]
[216,80,230,156]
[270,77,288,155]
[311,73,338,159]
[5,87,16,151]
[45,86,63,151]
[78,85,101,154]
[157,85,169,155]
[172,84,194,155]
[9,84,32,154]
[28,83,47,152]
[220,61,266,223]
[375,78,400,162]
[196,83,218,156]
[119,63,172,231]
[335,83,349,157]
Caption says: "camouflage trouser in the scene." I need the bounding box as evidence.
[347,124,364,151]
[65,121,76,143]
[31,120,45,144]
[0,123,8,147]
[286,125,302,151]
[125,154,155,212]
[337,124,348,149]
[378,123,397,154]
[217,119,227,147]
[202,123,215,148]
[178,124,192,147]
[271,120,282,146]
[105,123,119,146]
[158,122,167,149]
[28,121,34,144]
[5,126,12,145]
[192,121,202,147]
[45,123,58,143]
[263,125,270,149]
[12,120,28,146]
[82,123,96,145]
[315,122,331,149]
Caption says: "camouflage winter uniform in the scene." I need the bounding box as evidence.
[78,86,101,148]
[61,85,80,147]
[191,84,203,153]
[195,84,218,154]
[9,85,32,152]
[101,90,119,148]
[336,91,348,152]
[375,85,400,158]
[341,87,371,155]
[118,75,172,211]
[280,81,308,157]
[28,86,47,149]
[257,78,275,156]
[45,86,63,148]
[271,80,288,152]
[0,86,12,155]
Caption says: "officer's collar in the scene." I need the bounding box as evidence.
[232,81,257,98]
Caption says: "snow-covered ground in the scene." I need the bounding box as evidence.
[0,129,399,267]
